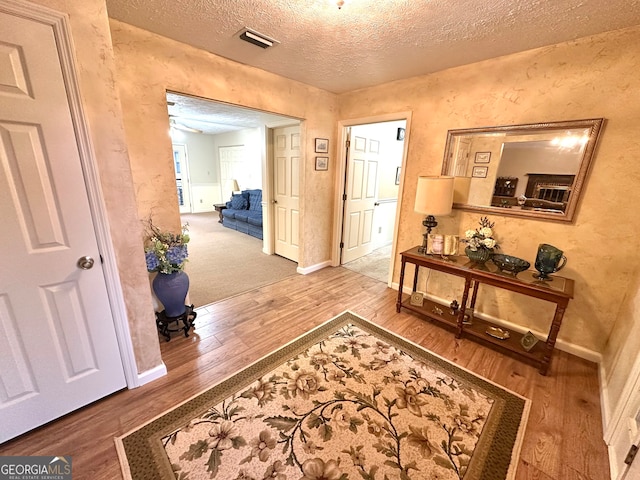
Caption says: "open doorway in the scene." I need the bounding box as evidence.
[166,92,301,307]
[334,115,410,284]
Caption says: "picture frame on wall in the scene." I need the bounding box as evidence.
[315,138,329,153]
[475,152,491,163]
[315,156,329,171]
[472,166,488,178]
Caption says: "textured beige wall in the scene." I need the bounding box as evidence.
[339,26,640,355]
[29,0,162,373]
[109,20,338,268]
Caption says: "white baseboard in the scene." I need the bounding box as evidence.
[391,282,601,364]
[134,362,167,387]
[297,261,332,275]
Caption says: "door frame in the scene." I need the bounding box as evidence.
[332,112,412,285]
[1,0,140,387]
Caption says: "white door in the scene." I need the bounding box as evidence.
[173,144,192,213]
[273,125,300,262]
[341,126,380,264]
[608,368,640,479]
[0,7,126,442]
[219,145,246,200]
[622,430,640,479]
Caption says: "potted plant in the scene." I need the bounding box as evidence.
[145,221,190,317]
[462,216,499,264]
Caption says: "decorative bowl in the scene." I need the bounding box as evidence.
[491,254,530,275]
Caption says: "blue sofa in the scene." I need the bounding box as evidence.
[221,189,263,239]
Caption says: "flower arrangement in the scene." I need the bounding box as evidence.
[144,220,190,274]
[462,216,499,252]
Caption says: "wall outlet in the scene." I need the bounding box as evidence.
[378,227,382,234]
[200,199,203,203]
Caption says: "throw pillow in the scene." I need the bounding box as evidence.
[230,194,248,210]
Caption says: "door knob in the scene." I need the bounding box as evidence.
[272,199,278,204]
[77,256,94,270]
[374,202,380,206]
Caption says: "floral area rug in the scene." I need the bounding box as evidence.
[115,311,530,480]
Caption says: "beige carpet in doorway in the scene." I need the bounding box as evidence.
[342,244,392,283]
[181,213,298,307]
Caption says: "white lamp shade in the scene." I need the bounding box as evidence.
[414,176,454,215]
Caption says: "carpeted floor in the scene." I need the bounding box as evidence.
[342,244,392,283]
[181,212,298,307]
[116,311,529,480]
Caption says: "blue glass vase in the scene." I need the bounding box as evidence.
[152,271,189,317]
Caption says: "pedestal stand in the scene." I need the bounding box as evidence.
[155,305,197,341]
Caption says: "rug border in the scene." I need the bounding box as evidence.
[115,310,530,480]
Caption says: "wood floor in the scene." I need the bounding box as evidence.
[0,267,610,479]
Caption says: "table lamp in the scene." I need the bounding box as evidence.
[414,176,454,254]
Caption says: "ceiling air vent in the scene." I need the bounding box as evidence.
[237,28,279,49]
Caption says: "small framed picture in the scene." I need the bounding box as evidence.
[315,156,328,171]
[397,128,405,140]
[315,138,329,153]
[472,166,488,178]
[520,331,539,352]
[395,167,401,185]
[369,139,379,154]
[475,152,491,164]
[410,292,424,307]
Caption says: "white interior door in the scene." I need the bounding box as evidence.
[341,126,380,264]
[173,144,191,213]
[219,145,246,200]
[608,368,640,479]
[273,125,300,262]
[0,6,126,442]
[621,430,640,479]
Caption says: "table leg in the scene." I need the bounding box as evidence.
[396,258,407,312]
[469,280,480,310]
[456,277,472,338]
[540,302,567,375]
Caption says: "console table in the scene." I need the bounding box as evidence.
[396,246,574,375]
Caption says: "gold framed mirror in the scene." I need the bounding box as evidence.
[441,118,604,222]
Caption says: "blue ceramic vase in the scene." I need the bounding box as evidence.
[152,271,189,317]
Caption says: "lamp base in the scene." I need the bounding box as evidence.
[418,215,438,254]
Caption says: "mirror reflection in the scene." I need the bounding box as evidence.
[441,119,604,222]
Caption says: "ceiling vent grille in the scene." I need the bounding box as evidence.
[237,28,279,49]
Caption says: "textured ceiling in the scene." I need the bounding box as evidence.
[110,0,640,134]
[107,0,640,94]
[166,92,299,135]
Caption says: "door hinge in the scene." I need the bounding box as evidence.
[343,193,347,201]
[339,242,344,249]
[345,140,350,148]
[100,254,104,264]
[625,444,639,465]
